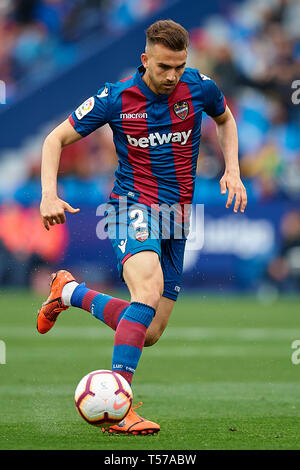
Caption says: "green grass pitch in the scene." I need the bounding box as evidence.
[0,289,300,450]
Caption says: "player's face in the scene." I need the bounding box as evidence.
[141,43,187,95]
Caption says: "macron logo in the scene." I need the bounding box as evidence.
[118,239,127,254]
[126,129,192,148]
[120,112,148,119]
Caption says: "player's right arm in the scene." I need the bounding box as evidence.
[41,85,112,230]
[40,119,82,231]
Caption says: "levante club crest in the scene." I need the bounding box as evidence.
[173,101,189,120]
[135,227,149,242]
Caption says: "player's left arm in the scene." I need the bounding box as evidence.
[213,106,247,213]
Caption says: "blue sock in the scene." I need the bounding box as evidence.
[70,283,129,330]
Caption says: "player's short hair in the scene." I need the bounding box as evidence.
[146,19,189,51]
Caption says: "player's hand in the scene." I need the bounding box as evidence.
[40,195,80,230]
[220,170,247,213]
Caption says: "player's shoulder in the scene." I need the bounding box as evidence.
[181,66,201,83]
[97,75,136,101]
[181,67,216,87]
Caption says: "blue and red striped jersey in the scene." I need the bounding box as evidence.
[69,65,226,207]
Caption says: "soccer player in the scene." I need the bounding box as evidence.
[37,19,247,434]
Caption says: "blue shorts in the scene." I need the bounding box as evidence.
[105,196,187,301]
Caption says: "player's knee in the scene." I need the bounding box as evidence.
[123,251,163,309]
[138,286,162,311]
[130,277,163,310]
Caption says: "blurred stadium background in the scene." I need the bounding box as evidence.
[0,0,299,298]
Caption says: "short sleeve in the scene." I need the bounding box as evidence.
[68,85,111,137]
[198,73,226,117]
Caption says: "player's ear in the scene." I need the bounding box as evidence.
[141,52,148,69]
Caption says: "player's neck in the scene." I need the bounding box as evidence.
[141,70,159,95]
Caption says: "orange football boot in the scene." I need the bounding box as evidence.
[37,270,75,334]
[102,402,160,435]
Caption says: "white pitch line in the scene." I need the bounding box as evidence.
[0,326,299,341]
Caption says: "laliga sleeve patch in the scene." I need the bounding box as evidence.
[75,97,95,120]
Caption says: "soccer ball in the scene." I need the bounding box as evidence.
[74,369,133,426]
